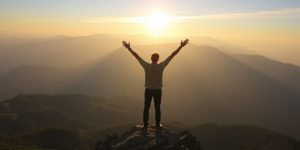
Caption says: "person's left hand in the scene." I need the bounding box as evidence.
[180,39,189,47]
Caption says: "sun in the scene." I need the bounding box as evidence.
[145,11,169,35]
[130,10,171,36]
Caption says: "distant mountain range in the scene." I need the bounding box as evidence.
[1,34,299,70]
[0,94,299,150]
[0,34,120,73]
[0,94,140,135]
[0,43,300,141]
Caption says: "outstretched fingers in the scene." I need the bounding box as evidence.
[184,39,189,44]
[122,41,127,46]
[180,39,189,47]
[122,41,131,48]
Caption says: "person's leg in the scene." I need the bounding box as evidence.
[143,88,152,128]
[153,89,162,128]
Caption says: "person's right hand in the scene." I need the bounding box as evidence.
[122,41,131,49]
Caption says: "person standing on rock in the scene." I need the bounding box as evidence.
[122,39,189,130]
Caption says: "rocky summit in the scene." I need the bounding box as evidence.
[95,124,202,150]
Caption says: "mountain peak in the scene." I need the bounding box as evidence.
[95,124,202,150]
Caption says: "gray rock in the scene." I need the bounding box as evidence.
[95,124,202,150]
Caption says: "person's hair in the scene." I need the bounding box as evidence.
[151,53,159,62]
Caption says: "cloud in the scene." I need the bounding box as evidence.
[81,7,300,24]
[82,17,129,23]
[180,7,300,20]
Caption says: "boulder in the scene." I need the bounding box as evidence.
[95,124,202,150]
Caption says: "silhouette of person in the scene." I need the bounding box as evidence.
[122,39,189,130]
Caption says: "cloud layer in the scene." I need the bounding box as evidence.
[81,7,300,24]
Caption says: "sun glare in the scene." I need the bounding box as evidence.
[145,11,169,35]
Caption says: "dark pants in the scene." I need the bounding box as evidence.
[143,88,162,127]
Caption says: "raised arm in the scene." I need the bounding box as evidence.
[168,39,189,60]
[122,41,140,60]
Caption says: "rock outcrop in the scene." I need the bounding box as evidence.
[95,124,202,150]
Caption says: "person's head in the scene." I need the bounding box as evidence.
[151,53,159,63]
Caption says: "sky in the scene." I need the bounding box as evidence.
[0,0,299,51]
[1,0,300,16]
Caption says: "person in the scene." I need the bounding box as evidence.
[122,39,189,130]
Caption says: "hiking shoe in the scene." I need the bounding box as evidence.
[142,125,148,131]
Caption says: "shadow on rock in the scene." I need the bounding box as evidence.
[95,124,202,150]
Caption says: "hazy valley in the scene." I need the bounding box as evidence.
[0,34,300,149]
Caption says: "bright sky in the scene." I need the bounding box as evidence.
[0,0,299,50]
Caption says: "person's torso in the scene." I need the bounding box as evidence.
[143,63,165,89]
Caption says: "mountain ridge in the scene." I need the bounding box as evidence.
[0,44,300,140]
[1,94,300,149]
